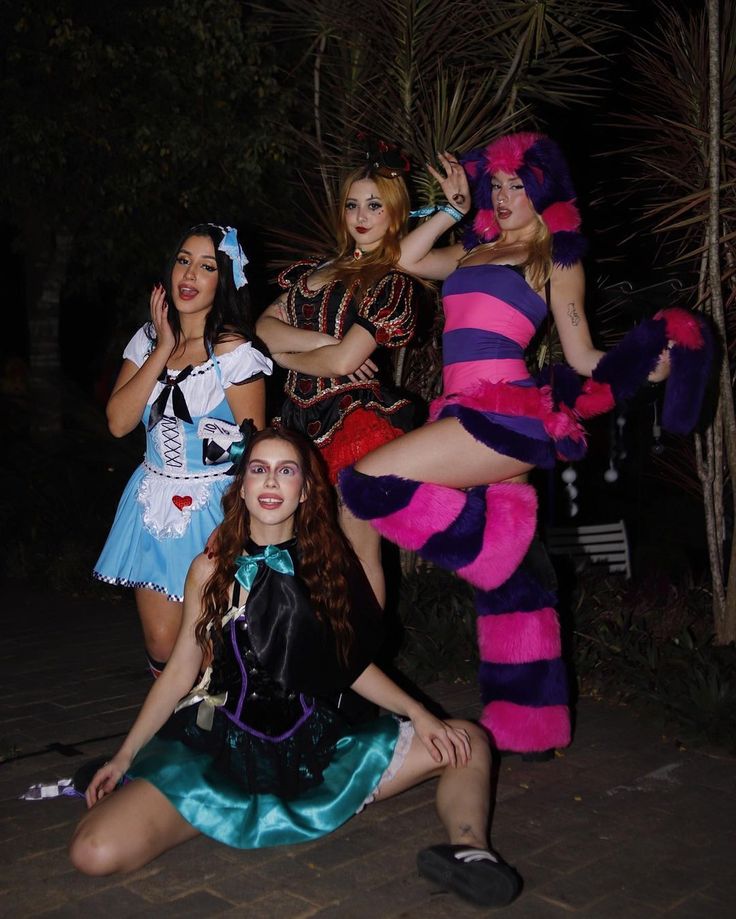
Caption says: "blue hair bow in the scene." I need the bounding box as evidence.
[218,226,249,289]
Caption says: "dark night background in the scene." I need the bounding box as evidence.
[0,0,716,586]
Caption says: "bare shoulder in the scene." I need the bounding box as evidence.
[214,332,248,355]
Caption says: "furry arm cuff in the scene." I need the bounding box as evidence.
[573,308,713,435]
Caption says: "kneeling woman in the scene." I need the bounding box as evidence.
[69,428,520,909]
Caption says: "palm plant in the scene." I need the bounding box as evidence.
[260,0,625,398]
[606,0,736,643]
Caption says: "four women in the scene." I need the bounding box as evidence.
[80,132,709,900]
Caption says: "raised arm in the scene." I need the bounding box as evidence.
[106,285,174,437]
[256,293,338,354]
[398,152,469,281]
[85,554,211,806]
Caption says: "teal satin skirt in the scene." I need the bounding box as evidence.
[127,714,400,849]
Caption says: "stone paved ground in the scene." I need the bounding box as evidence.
[1,584,735,918]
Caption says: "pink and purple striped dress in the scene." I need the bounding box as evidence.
[430,263,586,468]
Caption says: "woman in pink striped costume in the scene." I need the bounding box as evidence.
[339,133,712,755]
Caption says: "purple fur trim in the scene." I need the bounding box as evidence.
[475,540,558,613]
[662,318,714,434]
[456,484,537,590]
[420,487,486,569]
[592,318,667,401]
[481,701,571,752]
[475,570,556,615]
[447,406,557,469]
[551,230,588,268]
[338,467,419,519]
[537,362,583,408]
[478,658,569,707]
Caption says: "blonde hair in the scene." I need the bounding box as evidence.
[325,167,410,297]
[523,216,553,292]
[460,213,553,293]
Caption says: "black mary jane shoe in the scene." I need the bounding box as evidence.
[417,844,522,908]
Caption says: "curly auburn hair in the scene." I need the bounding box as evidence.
[196,427,355,664]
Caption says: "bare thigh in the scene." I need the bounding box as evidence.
[70,779,198,875]
[355,418,531,488]
[134,588,183,661]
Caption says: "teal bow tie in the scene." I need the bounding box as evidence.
[234,544,294,591]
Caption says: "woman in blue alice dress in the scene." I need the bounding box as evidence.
[93,224,272,674]
[71,427,521,910]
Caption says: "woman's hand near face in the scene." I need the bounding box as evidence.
[106,284,178,437]
[150,283,176,357]
[397,152,468,280]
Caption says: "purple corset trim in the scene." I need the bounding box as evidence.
[221,613,315,742]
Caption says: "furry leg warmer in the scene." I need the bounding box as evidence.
[475,539,571,753]
[338,467,537,591]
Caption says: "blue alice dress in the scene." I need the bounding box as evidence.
[93,326,273,601]
[127,540,405,848]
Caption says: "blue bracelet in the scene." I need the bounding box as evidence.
[410,203,465,222]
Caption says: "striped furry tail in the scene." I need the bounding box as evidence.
[338,467,537,591]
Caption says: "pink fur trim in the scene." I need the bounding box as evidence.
[477,608,561,664]
[543,405,585,442]
[482,132,541,176]
[540,200,581,234]
[481,701,571,752]
[654,307,704,349]
[430,379,554,421]
[373,483,465,551]
[429,379,587,445]
[473,208,499,241]
[574,380,615,419]
[457,483,537,590]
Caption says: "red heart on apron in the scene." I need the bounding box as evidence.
[172,495,193,512]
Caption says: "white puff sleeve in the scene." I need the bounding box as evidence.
[216,341,273,389]
[121,325,155,367]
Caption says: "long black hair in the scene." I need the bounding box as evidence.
[149,223,257,354]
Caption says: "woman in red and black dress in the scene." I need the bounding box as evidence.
[257,163,417,607]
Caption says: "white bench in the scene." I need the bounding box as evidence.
[546,520,631,579]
